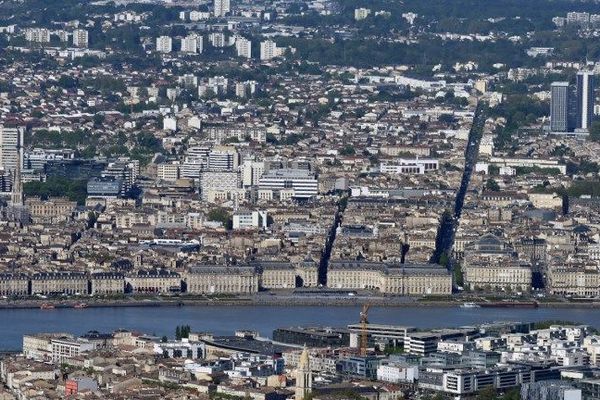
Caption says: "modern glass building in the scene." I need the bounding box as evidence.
[550,82,570,132]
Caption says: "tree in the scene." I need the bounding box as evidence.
[340,145,356,156]
[590,120,600,142]
[453,264,464,287]
[477,386,498,400]
[485,179,500,192]
[175,325,191,340]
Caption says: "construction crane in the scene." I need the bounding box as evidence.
[359,304,370,356]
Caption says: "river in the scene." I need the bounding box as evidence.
[1,305,600,351]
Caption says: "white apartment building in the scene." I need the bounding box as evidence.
[242,160,265,187]
[51,338,96,363]
[379,158,439,174]
[235,37,252,58]
[235,81,258,98]
[260,40,282,61]
[25,28,50,43]
[181,35,203,54]
[72,29,89,48]
[377,363,419,383]
[156,35,173,53]
[233,210,268,230]
[207,146,239,171]
[157,162,180,182]
[354,8,371,20]
[190,10,211,21]
[258,168,318,199]
[214,0,231,17]
[209,32,227,47]
[0,126,23,172]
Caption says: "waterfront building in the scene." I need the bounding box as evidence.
[184,265,259,294]
[327,261,452,295]
[547,264,600,297]
[255,260,296,289]
[0,273,29,297]
[30,272,88,296]
[90,272,125,295]
[51,337,96,363]
[273,327,349,348]
[462,234,532,293]
[125,269,181,293]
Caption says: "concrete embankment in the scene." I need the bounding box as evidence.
[3,296,600,309]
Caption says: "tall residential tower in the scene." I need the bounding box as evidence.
[576,70,595,132]
[550,82,570,133]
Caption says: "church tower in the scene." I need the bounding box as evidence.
[295,345,312,400]
[10,143,23,207]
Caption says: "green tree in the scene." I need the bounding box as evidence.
[590,120,600,142]
[485,179,500,192]
[340,145,356,156]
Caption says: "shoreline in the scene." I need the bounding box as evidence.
[0,296,599,309]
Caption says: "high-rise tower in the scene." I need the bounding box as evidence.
[550,82,570,133]
[576,70,595,132]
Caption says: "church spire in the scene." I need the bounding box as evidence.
[10,135,23,207]
[10,135,23,206]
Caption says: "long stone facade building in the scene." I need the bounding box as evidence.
[327,260,452,295]
[547,264,600,297]
[31,272,88,295]
[184,265,260,294]
[0,273,29,297]
[125,269,181,293]
[462,234,532,293]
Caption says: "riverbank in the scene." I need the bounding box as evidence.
[2,294,600,309]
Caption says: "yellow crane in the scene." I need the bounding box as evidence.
[359,304,370,356]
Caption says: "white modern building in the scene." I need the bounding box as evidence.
[214,0,231,17]
[260,40,283,61]
[25,28,50,43]
[156,36,173,53]
[235,37,252,58]
[181,35,203,54]
[72,29,89,48]
[258,168,318,199]
[233,210,268,230]
[379,159,439,174]
[0,126,23,172]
